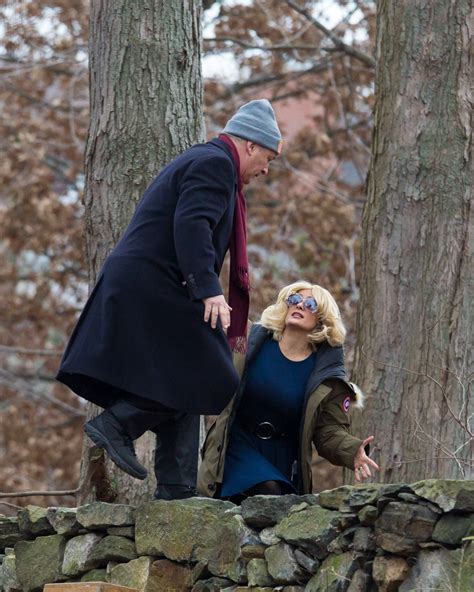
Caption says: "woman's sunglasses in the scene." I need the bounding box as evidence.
[285,292,318,313]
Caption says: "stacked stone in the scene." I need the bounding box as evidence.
[0,480,473,592]
[0,503,137,591]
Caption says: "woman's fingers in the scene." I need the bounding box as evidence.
[367,457,380,471]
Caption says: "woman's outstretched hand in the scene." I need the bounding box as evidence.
[354,435,380,482]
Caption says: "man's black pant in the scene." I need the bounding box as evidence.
[108,396,200,490]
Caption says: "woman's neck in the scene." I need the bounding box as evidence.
[279,328,313,361]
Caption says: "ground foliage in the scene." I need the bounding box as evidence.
[0,0,375,510]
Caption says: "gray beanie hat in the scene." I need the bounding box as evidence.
[222,99,283,155]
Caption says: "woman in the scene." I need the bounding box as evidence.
[197,281,379,500]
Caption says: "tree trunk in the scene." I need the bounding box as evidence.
[78,0,204,504]
[349,0,473,483]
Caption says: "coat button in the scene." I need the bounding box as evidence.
[208,483,216,491]
[217,445,221,452]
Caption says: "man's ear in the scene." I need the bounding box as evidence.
[246,141,256,155]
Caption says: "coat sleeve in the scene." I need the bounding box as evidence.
[312,379,364,470]
[174,155,235,301]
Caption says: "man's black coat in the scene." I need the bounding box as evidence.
[57,139,240,415]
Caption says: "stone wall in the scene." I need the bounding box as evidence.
[1,480,473,592]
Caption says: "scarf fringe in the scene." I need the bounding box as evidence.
[229,335,248,354]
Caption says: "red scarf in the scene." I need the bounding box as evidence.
[219,134,250,353]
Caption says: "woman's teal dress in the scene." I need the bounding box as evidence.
[220,337,315,497]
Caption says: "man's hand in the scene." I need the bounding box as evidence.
[354,436,380,482]
[203,295,232,330]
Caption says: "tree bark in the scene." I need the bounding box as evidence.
[349,0,473,483]
[78,0,204,504]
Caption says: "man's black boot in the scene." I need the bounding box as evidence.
[154,484,197,501]
[84,411,148,480]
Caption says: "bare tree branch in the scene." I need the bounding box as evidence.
[0,369,86,417]
[0,488,79,498]
[283,0,375,68]
[204,37,318,52]
[0,345,63,356]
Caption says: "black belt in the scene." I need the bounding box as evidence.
[238,419,287,440]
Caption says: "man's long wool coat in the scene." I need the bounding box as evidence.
[57,139,240,415]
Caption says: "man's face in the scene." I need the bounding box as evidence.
[241,142,277,185]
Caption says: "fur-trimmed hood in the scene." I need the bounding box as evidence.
[348,382,365,409]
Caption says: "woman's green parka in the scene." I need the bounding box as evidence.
[197,324,365,497]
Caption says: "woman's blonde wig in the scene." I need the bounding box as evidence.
[259,281,346,347]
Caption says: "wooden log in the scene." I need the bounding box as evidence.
[44,584,138,592]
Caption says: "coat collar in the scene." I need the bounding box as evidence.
[207,138,239,189]
[246,324,363,405]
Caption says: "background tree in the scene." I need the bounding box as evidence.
[350,0,473,482]
[79,0,205,504]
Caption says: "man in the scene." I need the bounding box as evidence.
[57,99,283,500]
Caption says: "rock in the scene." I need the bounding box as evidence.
[294,548,319,574]
[265,542,307,584]
[46,507,82,535]
[289,502,310,514]
[318,485,356,510]
[79,568,107,582]
[0,517,26,551]
[327,529,354,554]
[77,502,136,529]
[0,532,27,551]
[411,479,474,513]
[247,558,274,587]
[352,527,376,553]
[357,505,378,526]
[379,483,411,498]
[191,559,212,584]
[374,501,438,555]
[305,552,357,591]
[432,512,474,546]
[107,525,135,538]
[274,505,341,559]
[109,556,154,589]
[62,532,103,576]
[347,569,371,592]
[15,534,66,592]
[338,513,359,530]
[135,498,233,560]
[319,485,385,513]
[2,552,21,592]
[283,587,305,592]
[418,540,443,550]
[192,577,235,591]
[0,518,18,537]
[241,494,318,528]
[397,493,442,515]
[136,498,252,583]
[150,559,193,590]
[259,526,280,546]
[87,535,137,568]
[376,484,413,514]
[372,556,410,592]
[399,545,474,591]
[17,505,54,536]
[233,589,273,592]
[397,492,422,504]
[374,531,419,555]
[346,485,385,510]
[206,513,259,583]
[241,544,266,559]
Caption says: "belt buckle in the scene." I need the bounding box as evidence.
[255,421,276,440]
